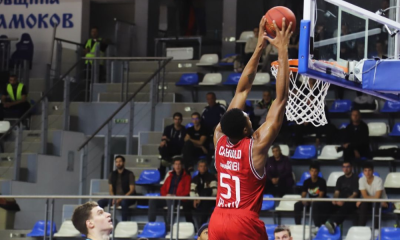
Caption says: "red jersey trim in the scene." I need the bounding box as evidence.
[248,138,266,180]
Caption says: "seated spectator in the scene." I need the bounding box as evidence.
[353,92,377,110]
[265,145,294,197]
[260,42,278,73]
[1,75,30,119]
[254,91,274,127]
[315,161,359,234]
[274,225,292,240]
[71,201,113,240]
[148,158,191,225]
[184,160,217,227]
[294,163,327,226]
[337,109,370,161]
[183,112,208,170]
[357,163,388,228]
[201,92,226,134]
[159,112,186,178]
[97,155,136,221]
[244,27,259,64]
[368,41,387,59]
[197,223,209,240]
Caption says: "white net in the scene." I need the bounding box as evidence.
[271,62,330,127]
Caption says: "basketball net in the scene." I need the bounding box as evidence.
[271,59,330,127]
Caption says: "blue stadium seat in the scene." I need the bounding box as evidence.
[137,193,161,209]
[27,221,57,237]
[358,172,380,178]
[313,225,341,240]
[176,73,199,86]
[223,73,242,85]
[261,194,275,211]
[339,122,349,129]
[389,123,400,136]
[135,170,160,184]
[297,171,323,186]
[192,170,199,178]
[137,222,166,238]
[377,227,400,240]
[381,101,400,113]
[329,100,352,113]
[186,122,194,129]
[291,145,317,159]
[219,53,237,66]
[265,224,278,240]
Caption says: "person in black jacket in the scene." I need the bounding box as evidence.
[159,112,186,178]
[340,109,370,161]
[97,155,136,221]
[183,159,217,228]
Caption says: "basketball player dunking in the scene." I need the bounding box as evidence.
[209,16,292,240]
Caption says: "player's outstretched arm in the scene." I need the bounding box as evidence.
[214,16,269,145]
[252,19,292,175]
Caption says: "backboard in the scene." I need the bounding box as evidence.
[298,0,400,102]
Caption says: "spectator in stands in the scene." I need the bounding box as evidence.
[338,109,370,161]
[84,27,109,81]
[159,112,186,178]
[71,201,113,240]
[1,74,30,120]
[317,161,359,234]
[184,159,217,227]
[274,225,292,240]
[148,158,191,225]
[201,92,226,133]
[244,27,259,63]
[254,91,274,127]
[294,163,327,226]
[197,223,208,240]
[369,41,387,59]
[97,156,136,221]
[183,112,208,170]
[357,163,388,228]
[265,145,294,197]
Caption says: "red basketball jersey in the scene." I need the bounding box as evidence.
[214,135,266,213]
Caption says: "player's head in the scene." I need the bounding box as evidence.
[206,92,217,107]
[342,161,353,176]
[220,108,252,140]
[197,159,208,174]
[191,112,201,127]
[274,225,292,240]
[114,155,125,170]
[197,223,208,240]
[362,162,374,178]
[350,109,361,124]
[71,201,113,237]
[309,162,320,179]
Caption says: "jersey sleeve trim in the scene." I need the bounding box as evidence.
[214,135,225,171]
[249,138,266,180]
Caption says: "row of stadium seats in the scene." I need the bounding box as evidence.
[176,72,271,86]
[330,99,400,113]
[28,216,400,239]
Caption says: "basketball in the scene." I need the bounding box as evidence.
[265,6,297,38]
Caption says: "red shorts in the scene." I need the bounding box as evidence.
[209,208,268,240]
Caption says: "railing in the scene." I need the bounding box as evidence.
[0,37,30,86]
[77,57,172,192]
[0,195,393,240]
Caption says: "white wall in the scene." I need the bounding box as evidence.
[0,0,84,78]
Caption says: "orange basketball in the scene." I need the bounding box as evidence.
[265,6,296,38]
